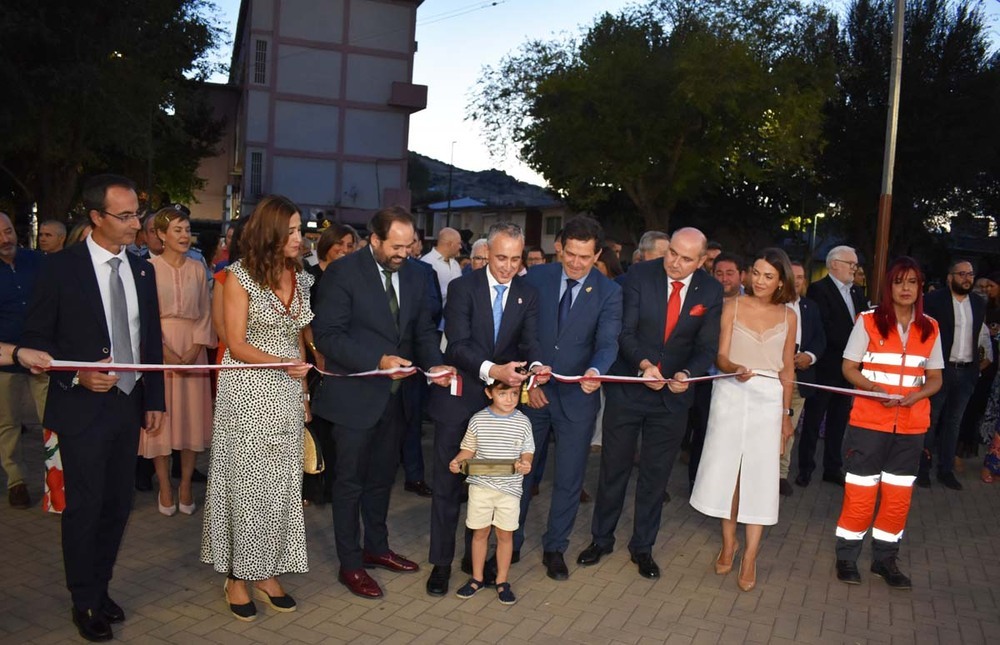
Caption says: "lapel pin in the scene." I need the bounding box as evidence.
[140,270,145,277]
[517,297,523,305]
[585,286,593,293]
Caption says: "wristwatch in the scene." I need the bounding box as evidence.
[785,408,794,417]
[71,372,80,388]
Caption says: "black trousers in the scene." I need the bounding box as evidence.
[591,401,688,555]
[428,416,474,566]
[798,387,853,479]
[59,385,143,612]
[687,381,713,489]
[328,392,405,571]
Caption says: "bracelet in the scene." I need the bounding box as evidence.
[11,345,21,367]
[307,341,318,352]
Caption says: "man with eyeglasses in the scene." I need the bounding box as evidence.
[463,239,489,274]
[21,174,165,641]
[918,260,992,490]
[796,245,867,488]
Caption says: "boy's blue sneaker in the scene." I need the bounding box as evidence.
[496,582,517,605]
[456,578,484,599]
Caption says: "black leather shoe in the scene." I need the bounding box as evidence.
[630,552,660,579]
[482,555,498,586]
[404,480,433,497]
[101,595,125,623]
[794,473,810,487]
[510,550,520,564]
[426,565,451,597]
[577,542,611,566]
[836,559,861,585]
[542,551,569,581]
[937,472,963,491]
[822,471,845,486]
[915,471,931,488]
[71,607,113,642]
[779,479,793,497]
[871,557,911,589]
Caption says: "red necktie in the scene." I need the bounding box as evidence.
[663,280,684,343]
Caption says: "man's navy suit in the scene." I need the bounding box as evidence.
[515,263,622,554]
[22,241,164,613]
[921,287,986,478]
[795,295,827,393]
[798,275,867,482]
[592,260,723,555]
[312,247,443,570]
[427,268,540,566]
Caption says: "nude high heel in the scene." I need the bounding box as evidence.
[737,556,757,592]
[715,542,740,575]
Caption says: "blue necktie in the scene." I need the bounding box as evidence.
[492,284,507,343]
[558,278,578,333]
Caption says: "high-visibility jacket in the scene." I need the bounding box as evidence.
[848,311,939,434]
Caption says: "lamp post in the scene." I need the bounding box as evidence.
[811,211,825,275]
[446,141,456,228]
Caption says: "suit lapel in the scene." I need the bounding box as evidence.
[362,250,399,338]
[496,278,523,349]
[73,243,111,346]
[125,253,150,348]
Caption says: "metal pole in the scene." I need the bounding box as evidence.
[872,0,905,299]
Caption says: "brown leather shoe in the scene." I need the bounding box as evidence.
[338,568,383,599]
[8,483,29,509]
[362,550,419,573]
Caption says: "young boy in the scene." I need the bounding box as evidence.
[449,381,534,605]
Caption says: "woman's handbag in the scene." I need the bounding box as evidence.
[303,425,325,475]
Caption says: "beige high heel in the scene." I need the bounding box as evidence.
[715,542,740,575]
[737,556,757,592]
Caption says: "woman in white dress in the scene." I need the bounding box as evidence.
[690,248,797,592]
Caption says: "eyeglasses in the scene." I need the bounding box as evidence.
[101,210,142,223]
[951,271,974,279]
[832,259,858,270]
[472,256,488,262]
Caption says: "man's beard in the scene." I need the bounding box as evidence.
[952,281,973,296]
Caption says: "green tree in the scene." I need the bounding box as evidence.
[819,0,999,260]
[469,0,838,233]
[0,0,225,220]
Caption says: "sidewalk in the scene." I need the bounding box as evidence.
[1,427,998,644]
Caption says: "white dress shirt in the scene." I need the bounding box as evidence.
[829,274,857,320]
[421,247,463,305]
[950,295,974,362]
[86,235,141,372]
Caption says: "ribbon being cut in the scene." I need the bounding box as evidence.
[46,360,900,401]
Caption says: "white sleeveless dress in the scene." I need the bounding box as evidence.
[690,300,788,526]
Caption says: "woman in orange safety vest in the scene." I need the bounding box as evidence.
[834,256,943,590]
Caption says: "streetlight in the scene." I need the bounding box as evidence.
[447,141,456,228]
[810,212,825,277]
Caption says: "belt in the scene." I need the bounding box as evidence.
[949,361,973,369]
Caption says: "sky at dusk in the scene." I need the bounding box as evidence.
[209,0,1000,188]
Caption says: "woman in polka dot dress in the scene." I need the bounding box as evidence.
[200,195,314,621]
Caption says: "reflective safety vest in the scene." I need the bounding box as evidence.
[848,311,939,434]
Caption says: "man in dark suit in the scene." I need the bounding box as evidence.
[400,242,443,497]
[578,227,723,579]
[312,206,454,600]
[796,245,868,487]
[425,222,548,596]
[919,260,990,490]
[514,216,622,580]
[22,174,165,642]
[780,261,827,496]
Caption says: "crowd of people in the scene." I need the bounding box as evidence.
[1,175,999,641]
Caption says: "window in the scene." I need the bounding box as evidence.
[544,216,562,235]
[249,151,263,197]
[253,39,268,84]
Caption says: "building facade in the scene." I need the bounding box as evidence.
[209,0,425,225]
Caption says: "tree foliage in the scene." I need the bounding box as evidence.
[819,0,999,260]
[469,0,839,233]
[0,0,225,220]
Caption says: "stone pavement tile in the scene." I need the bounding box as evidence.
[690,628,721,644]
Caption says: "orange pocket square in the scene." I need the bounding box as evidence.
[689,304,707,317]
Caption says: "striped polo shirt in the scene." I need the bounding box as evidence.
[461,407,535,498]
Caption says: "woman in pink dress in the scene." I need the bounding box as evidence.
[140,206,215,516]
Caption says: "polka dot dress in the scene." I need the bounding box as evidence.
[200,260,314,580]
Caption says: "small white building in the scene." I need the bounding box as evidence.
[196,0,426,225]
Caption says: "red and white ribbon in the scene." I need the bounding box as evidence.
[47,360,462,396]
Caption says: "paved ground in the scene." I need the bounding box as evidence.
[2,426,999,645]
